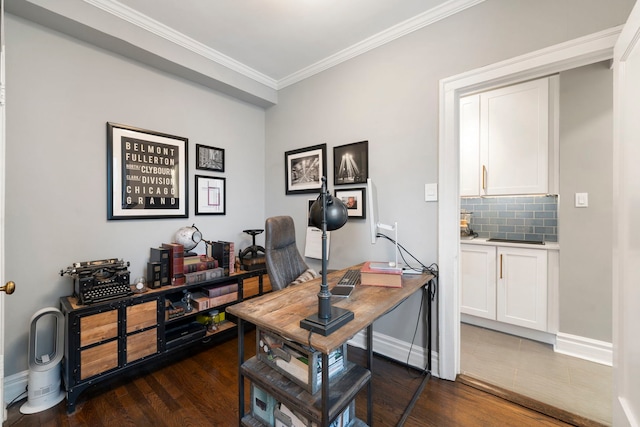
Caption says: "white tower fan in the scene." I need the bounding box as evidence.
[20,307,66,414]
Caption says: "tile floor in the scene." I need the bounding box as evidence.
[460,323,612,426]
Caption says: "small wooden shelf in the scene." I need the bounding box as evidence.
[242,356,370,425]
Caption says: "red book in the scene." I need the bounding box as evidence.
[360,261,403,288]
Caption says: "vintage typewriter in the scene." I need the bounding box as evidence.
[60,258,133,305]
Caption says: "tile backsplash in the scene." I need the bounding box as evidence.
[460,195,558,242]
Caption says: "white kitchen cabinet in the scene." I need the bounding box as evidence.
[460,244,496,319]
[460,77,553,196]
[460,95,481,197]
[461,244,548,332]
[496,246,547,331]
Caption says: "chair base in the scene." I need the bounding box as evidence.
[300,307,354,336]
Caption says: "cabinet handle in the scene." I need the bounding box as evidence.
[500,254,503,279]
[482,165,487,190]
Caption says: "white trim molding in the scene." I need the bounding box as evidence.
[279,0,485,88]
[348,330,440,378]
[555,332,613,366]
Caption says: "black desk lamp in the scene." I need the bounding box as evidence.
[300,177,354,336]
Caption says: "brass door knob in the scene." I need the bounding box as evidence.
[1,281,15,295]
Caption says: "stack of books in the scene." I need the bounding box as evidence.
[360,261,403,288]
[183,254,223,285]
[208,240,235,275]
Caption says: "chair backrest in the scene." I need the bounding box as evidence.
[265,216,310,291]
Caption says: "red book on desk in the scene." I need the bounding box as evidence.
[360,261,403,288]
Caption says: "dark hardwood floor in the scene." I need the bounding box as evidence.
[5,329,575,427]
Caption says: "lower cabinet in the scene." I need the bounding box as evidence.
[461,244,548,331]
[60,269,270,413]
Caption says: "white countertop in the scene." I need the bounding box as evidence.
[461,237,559,250]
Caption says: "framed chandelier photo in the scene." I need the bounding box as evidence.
[333,140,368,186]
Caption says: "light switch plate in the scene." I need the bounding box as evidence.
[575,192,588,208]
[425,183,438,202]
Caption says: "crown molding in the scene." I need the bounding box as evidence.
[84,0,278,90]
[85,0,484,91]
[277,0,485,89]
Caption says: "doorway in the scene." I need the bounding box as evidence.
[437,24,621,416]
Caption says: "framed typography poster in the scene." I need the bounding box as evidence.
[107,122,188,219]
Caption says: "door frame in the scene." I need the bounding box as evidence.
[612,2,640,424]
[1,0,6,419]
[437,26,622,381]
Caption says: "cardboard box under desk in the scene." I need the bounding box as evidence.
[256,327,347,395]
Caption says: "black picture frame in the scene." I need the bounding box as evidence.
[333,140,368,185]
[195,175,226,215]
[107,122,188,220]
[335,187,366,219]
[285,143,327,194]
[196,144,225,172]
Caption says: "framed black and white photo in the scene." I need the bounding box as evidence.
[285,143,327,194]
[196,144,225,172]
[335,187,366,219]
[107,122,188,220]
[333,140,368,185]
[195,175,226,215]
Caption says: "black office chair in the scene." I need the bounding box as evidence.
[265,216,317,291]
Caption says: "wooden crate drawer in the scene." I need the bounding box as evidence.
[243,275,272,299]
[80,309,118,347]
[127,328,158,363]
[80,340,118,380]
[127,300,158,333]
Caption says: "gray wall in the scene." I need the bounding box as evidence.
[559,62,613,342]
[3,0,633,380]
[265,0,632,346]
[5,15,266,376]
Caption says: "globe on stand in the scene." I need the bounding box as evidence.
[174,225,203,256]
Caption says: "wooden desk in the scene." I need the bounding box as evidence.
[227,264,434,426]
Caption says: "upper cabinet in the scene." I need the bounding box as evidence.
[460,76,558,196]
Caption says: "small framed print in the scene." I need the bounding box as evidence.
[285,144,327,194]
[196,144,225,172]
[335,187,366,219]
[333,140,368,185]
[195,175,226,215]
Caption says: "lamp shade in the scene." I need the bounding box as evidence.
[309,195,348,231]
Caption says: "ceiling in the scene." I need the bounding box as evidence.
[6,0,483,105]
[114,0,466,83]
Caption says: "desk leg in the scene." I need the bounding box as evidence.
[322,352,329,427]
[237,318,245,425]
[367,324,373,426]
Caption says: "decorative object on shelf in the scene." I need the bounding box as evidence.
[239,229,266,271]
[132,277,148,293]
[284,143,327,194]
[182,290,193,312]
[300,176,354,336]
[174,224,203,255]
[333,140,368,186]
[107,122,188,220]
[195,144,225,172]
[334,187,366,219]
[195,175,226,215]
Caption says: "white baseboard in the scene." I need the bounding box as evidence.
[348,330,439,378]
[4,332,442,407]
[4,370,28,407]
[554,332,612,366]
[461,314,556,345]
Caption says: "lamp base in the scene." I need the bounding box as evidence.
[300,306,354,336]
